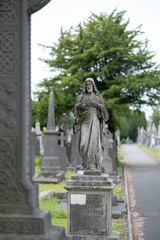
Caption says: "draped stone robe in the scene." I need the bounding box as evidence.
[74,92,108,170]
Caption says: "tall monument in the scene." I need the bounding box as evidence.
[0,1,65,239]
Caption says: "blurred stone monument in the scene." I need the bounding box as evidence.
[58,131,68,171]
[155,122,160,150]
[151,123,157,148]
[33,88,64,183]
[70,121,82,168]
[58,113,72,164]
[35,120,44,156]
[0,1,65,239]
[101,126,113,173]
[58,113,72,143]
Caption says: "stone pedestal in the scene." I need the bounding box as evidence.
[65,172,120,240]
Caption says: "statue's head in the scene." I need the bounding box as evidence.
[83,78,99,94]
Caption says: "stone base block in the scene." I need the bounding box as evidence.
[33,171,64,183]
[65,173,120,239]
[0,225,65,240]
[107,172,119,184]
[67,231,120,240]
[112,203,126,219]
[67,166,75,171]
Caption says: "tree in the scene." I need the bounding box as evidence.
[119,111,147,142]
[151,109,160,128]
[33,10,160,131]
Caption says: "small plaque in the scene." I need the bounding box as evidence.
[77,170,84,175]
[71,194,86,205]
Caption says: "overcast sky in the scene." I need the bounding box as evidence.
[31,0,160,118]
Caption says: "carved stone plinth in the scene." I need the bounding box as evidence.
[65,172,120,240]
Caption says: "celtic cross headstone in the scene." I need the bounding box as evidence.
[0,1,65,239]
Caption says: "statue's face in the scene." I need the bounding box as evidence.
[85,81,93,93]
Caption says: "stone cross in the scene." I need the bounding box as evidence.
[58,131,66,147]
[58,113,72,142]
[0,1,65,239]
[35,120,42,135]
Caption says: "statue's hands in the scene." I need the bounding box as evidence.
[76,102,84,109]
[90,101,101,109]
[76,102,88,110]
[76,101,101,110]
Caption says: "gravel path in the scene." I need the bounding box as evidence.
[123,144,160,240]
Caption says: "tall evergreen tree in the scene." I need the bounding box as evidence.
[33,10,160,131]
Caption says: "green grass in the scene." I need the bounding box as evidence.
[113,184,123,199]
[51,218,67,229]
[39,182,66,193]
[138,144,160,161]
[40,197,67,229]
[38,170,75,193]
[118,147,125,170]
[112,219,128,238]
[117,146,125,178]
[35,156,41,173]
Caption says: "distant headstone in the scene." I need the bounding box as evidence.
[108,136,118,173]
[151,123,156,147]
[58,113,72,143]
[35,120,44,155]
[70,132,82,167]
[101,127,113,174]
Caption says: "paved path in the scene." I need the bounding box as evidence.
[123,144,160,240]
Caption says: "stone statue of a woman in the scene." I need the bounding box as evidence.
[73,78,108,171]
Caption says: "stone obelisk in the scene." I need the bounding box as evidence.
[34,88,64,183]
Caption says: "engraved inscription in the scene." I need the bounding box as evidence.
[0,32,18,74]
[0,0,18,23]
[70,194,107,234]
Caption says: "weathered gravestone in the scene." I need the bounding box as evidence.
[70,122,82,168]
[58,113,72,143]
[0,1,65,239]
[108,132,119,184]
[150,123,157,148]
[33,88,65,183]
[35,120,44,156]
[101,125,113,174]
